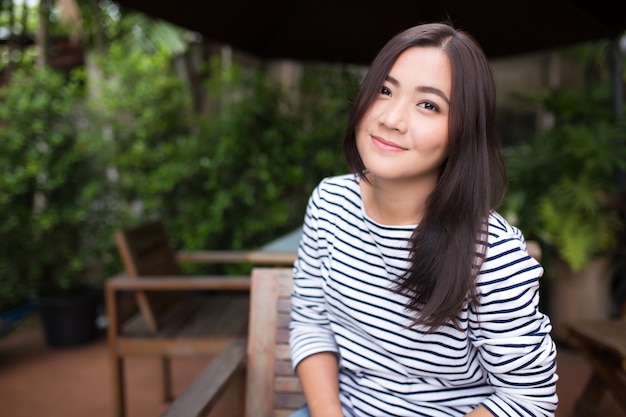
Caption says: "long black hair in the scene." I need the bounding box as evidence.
[343,22,506,330]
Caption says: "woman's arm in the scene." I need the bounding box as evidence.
[471,227,558,416]
[296,352,343,417]
[290,181,343,416]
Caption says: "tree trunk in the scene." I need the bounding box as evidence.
[36,0,52,68]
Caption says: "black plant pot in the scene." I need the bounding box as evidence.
[37,288,102,348]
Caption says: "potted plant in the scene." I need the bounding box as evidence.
[0,266,35,338]
[502,70,626,342]
[0,66,116,347]
[0,136,38,337]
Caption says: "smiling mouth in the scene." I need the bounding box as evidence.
[372,135,406,152]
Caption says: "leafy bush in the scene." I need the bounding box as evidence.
[0,44,360,308]
[184,60,356,253]
[88,50,357,262]
[503,81,625,272]
[0,67,114,302]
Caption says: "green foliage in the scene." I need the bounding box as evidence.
[186,60,354,254]
[0,66,115,304]
[0,0,360,309]
[84,50,356,274]
[0,39,359,305]
[113,12,189,56]
[85,44,193,209]
[503,80,625,272]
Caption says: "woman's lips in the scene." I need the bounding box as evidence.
[372,135,406,152]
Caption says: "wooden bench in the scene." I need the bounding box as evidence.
[567,308,626,416]
[159,267,300,417]
[105,220,297,417]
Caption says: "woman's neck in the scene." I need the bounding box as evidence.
[360,175,435,226]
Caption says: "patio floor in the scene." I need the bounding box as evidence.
[0,313,624,417]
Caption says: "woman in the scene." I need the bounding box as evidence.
[289,22,558,417]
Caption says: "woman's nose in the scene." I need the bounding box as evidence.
[379,101,408,133]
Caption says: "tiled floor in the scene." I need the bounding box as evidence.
[0,314,624,417]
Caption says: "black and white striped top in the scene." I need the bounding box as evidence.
[289,174,558,417]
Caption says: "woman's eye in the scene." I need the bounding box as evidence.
[381,86,391,96]
[418,101,439,112]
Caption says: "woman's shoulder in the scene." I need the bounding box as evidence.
[487,210,521,238]
[312,173,360,197]
[486,210,537,260]
[317,173,359,188]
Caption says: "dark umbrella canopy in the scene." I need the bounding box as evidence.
[115,0,625,64]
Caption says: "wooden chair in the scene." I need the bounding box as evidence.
[567,304,626,416]
[159,267,300,417]
[105,220,297,417]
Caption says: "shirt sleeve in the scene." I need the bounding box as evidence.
[289,183,339,370]
[470,231,559,416]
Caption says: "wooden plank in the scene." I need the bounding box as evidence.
[273,392,306,410]
[274,376,302,393]
[134,292,159,333]
[276,328,289,344]
[177,251,260,263]
[569,320,626,362]
[277,298,291,312]
[573,339,626,410]
[246,252,297,266]
[119,295,249,340]
[132,247,182,275]
[115,225,165,333]
[246,268,279,417]
[115,220,182,276]
[275,345,291,361]
[274,360,293,376]
[158,298,210,337]
[106,280,126,417]
[114,286,250,337]
[160,338,248,417]
[246,268,290,417]
[174,294,249,338]
[276,271,294,297]
[177,250,297,266]
[108,276,251,291]
[116,338,234,356]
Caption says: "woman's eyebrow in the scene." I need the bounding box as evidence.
[416,86,450,105]
[385,74,400,87]
[385,75,450,104]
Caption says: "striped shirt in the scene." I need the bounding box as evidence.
[289,174,558,417]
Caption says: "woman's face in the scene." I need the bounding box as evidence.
[356,46,451,185]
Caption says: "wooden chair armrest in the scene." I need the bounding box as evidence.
[106,274,250,291]
[177,250,297,266]
[160,338,248,417]
[245,251,297,265]
[177,250,257,263]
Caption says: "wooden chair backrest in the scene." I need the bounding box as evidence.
[114,219,185,333]
[115,219,183,277]
[246,268,303,417]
